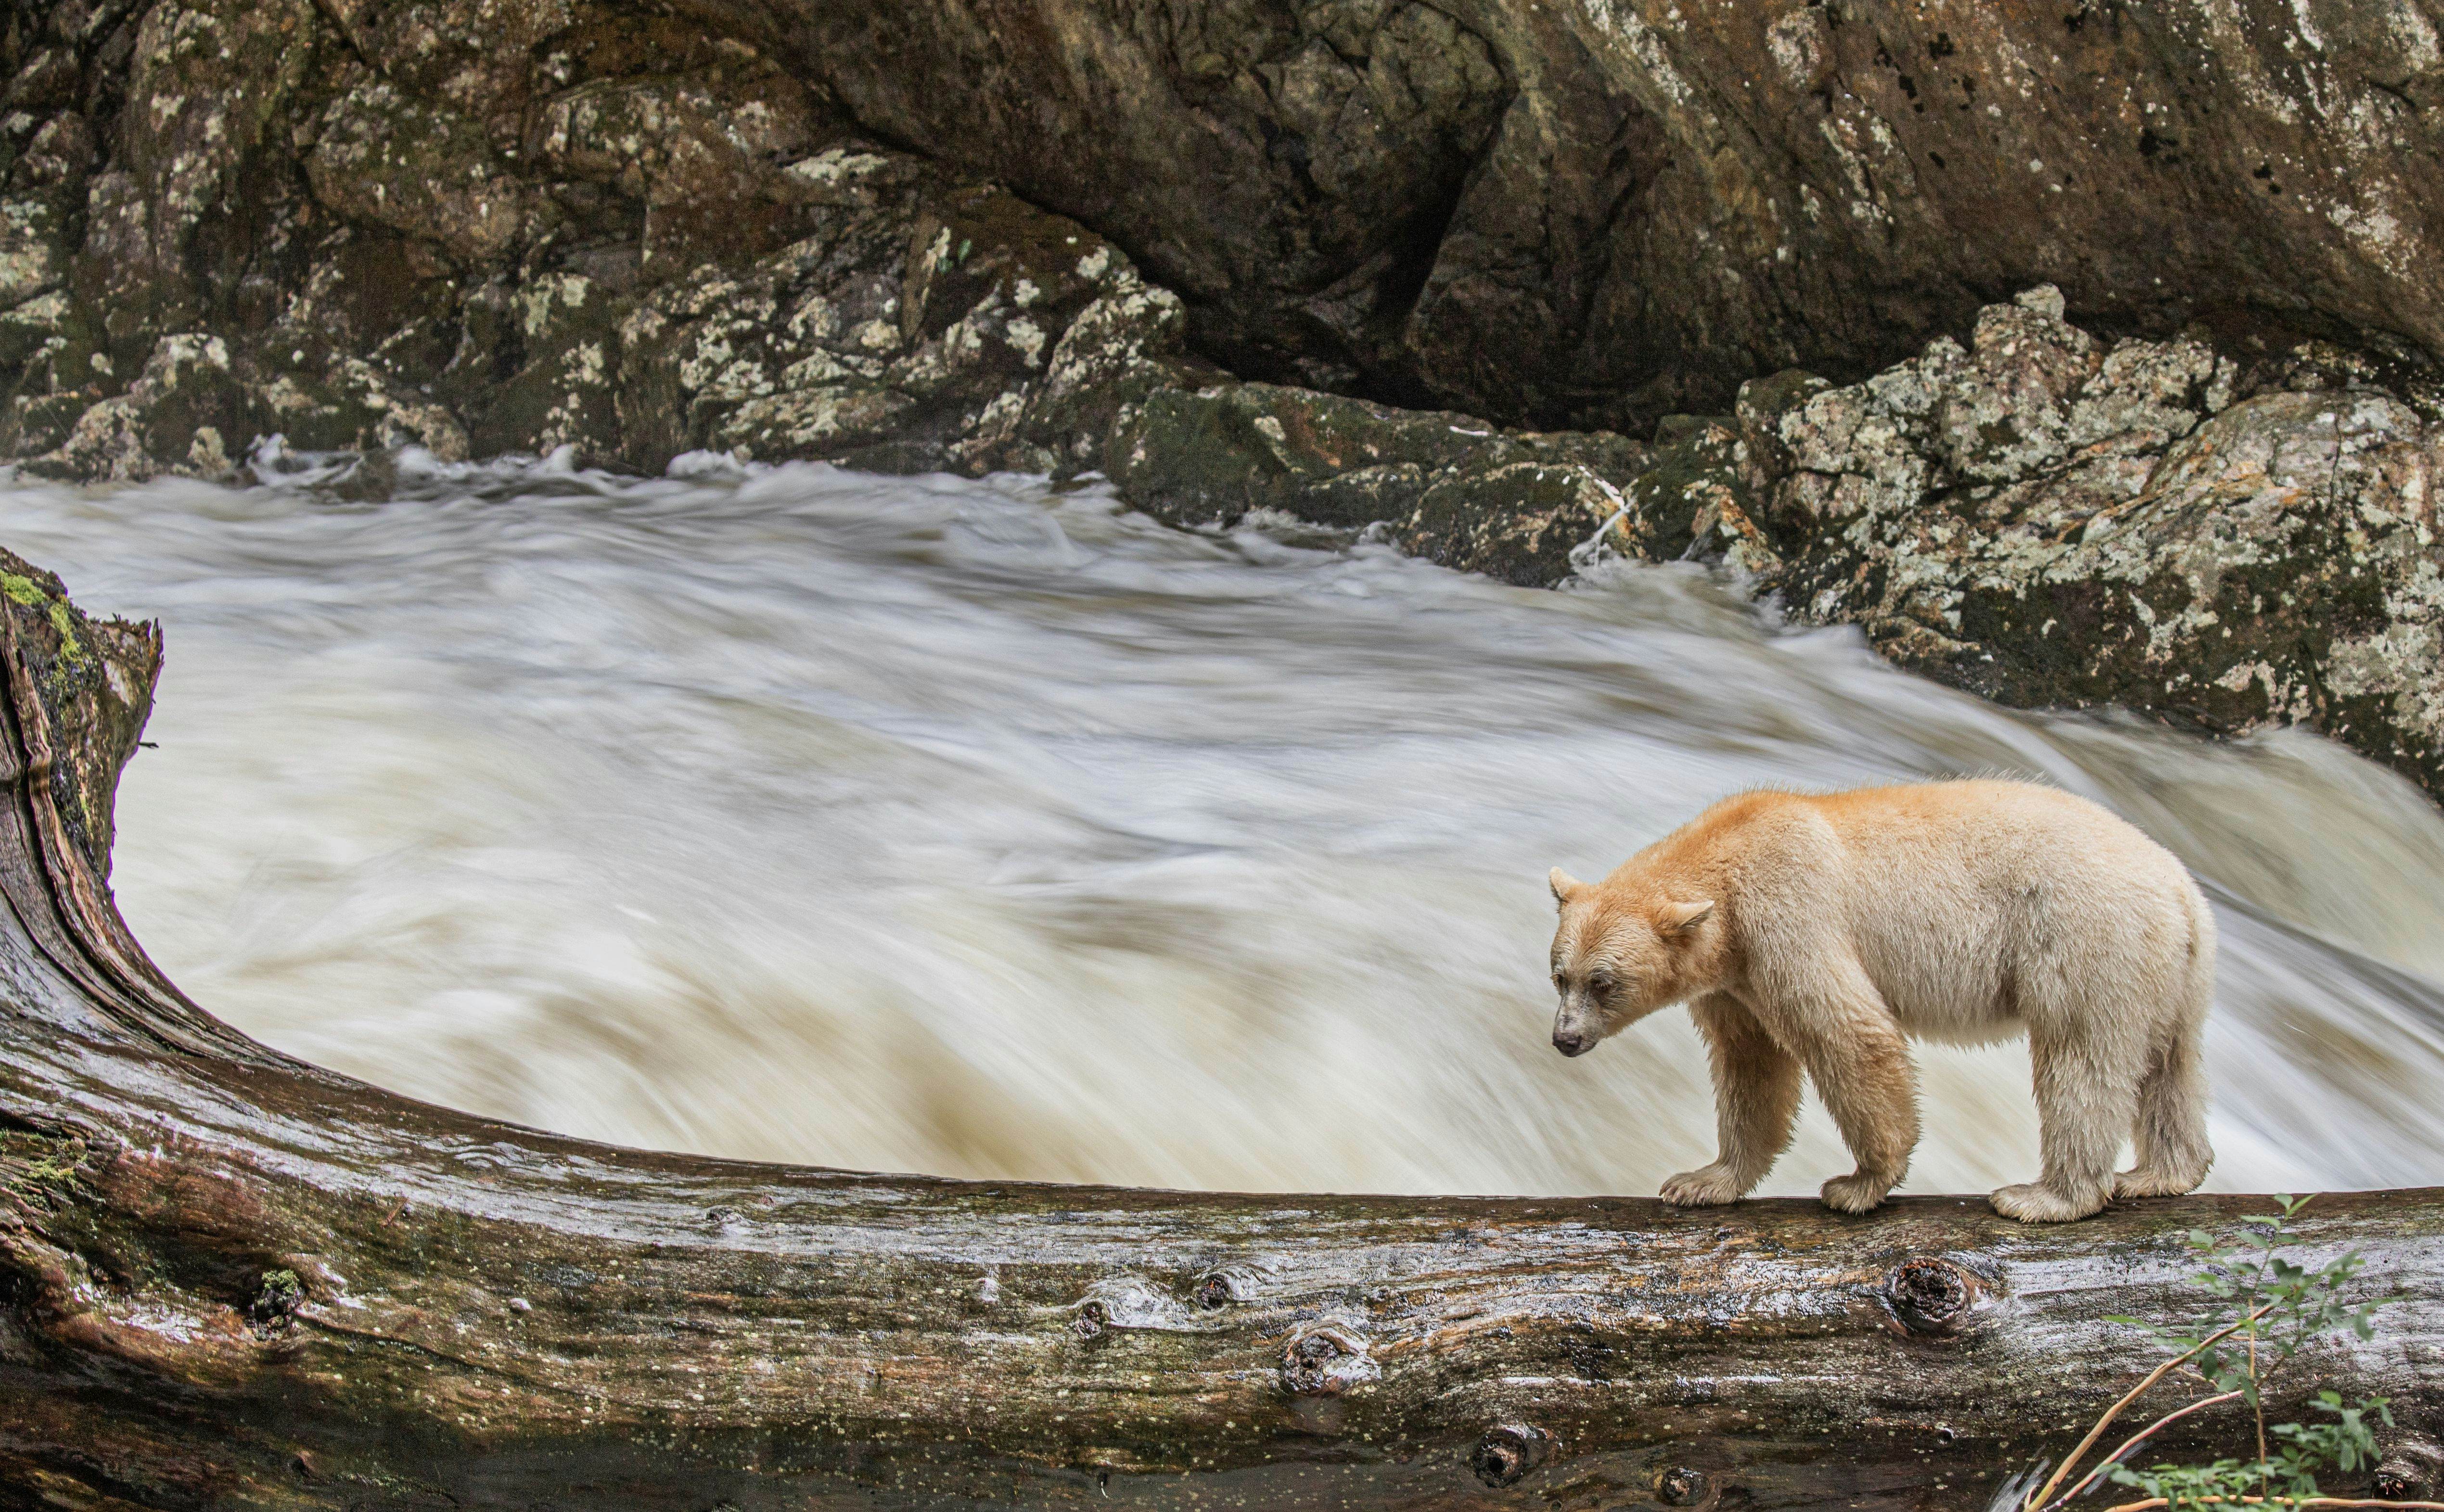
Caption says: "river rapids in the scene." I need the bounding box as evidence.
[7,455,2441,1198]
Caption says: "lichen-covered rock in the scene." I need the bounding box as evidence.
[0,197,64,310]
[611,147,1179,476]
[1110,380,1648,584]
[88,0,321,325]
[1397,451,1634,585]
[1786,386,2443,792]
[22,333,251,481]
[1015,277,1198,475]
[525,42,824,277]
[1113,382,1493,528]
[23,0,2440,480]
[0,2,1190,486]
[0,20,1183,489]
[462,271,623,461]
[1761,289,2444,800]
[306,81,537,266]
[764,0,2444,433]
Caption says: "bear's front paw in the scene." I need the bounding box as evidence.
[1989,1181,2109,1223]
[1660,1164,1743,1207]
[1818,1172,1894,1214]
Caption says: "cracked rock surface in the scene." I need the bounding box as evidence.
[0,0,2442,800]
[0,0,1206,482]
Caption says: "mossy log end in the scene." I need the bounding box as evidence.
[0,555,2439,1512]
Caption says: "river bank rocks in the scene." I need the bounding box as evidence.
[0,0,1207,483]
[1105,381,1650,583]
[3,0,2443,802]
[1110,288,2443,803]
[1762,290,2444,802]
[10,0,2444,467]
[685,0,2444,435]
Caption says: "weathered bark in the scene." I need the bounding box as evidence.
[1,558,2440,1512]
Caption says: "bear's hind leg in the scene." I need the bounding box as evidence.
[1993,1017,2138,1222]
[2116,1024,2213,1198]
[2117,892,2215,1200]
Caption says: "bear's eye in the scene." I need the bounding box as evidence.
[1551,970,1566,993]
[1590,972,1615,995]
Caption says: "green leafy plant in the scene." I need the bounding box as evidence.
[2006,1196,2431,1512]
[2103,1395,2391,1510]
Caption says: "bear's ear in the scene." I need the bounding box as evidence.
[1658,898,1715,934]
[1548,868,1587,908]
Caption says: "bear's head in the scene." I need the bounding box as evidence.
[1545,867,1719,1056]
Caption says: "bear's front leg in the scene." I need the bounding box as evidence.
[1664,994,1803,1207]
[1794,1011,1919,1216]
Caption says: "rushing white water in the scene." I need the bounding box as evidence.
[6,455,2442,1199]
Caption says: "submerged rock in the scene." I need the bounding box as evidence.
[1110,382,1648,584]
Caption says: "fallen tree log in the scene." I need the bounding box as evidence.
[0,548,2439,1512]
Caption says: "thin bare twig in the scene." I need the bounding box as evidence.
[2051,1391,2244,1507]
[2025,1303,2279,1511]
[2252,1332,2269,1504]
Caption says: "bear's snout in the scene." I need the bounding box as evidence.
[1552,1027,1593,1056]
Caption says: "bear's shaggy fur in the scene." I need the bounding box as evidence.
[1546,780,2214,1221]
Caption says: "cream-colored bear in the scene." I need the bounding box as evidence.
[1546,780,2214,1221]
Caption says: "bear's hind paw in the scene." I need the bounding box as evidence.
[2113,1165,2207,1199]
[1990,1181,2109,1222]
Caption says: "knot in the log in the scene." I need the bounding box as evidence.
[1656,1464,1710,1505]
[1885,1256,1977,1334]
[2376,1433,2444,1499]
[1280,1325,1376,1396]
[247,1269,303,1337]
[1073,1299,1110,1339]
[1195,1268,1252,1308]
[1469,1423,1552,1488]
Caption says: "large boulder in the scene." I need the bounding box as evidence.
[1766,294,2444,795]
[8,0,2443,471]
[0,3,1196,483]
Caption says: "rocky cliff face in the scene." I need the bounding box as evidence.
[772,0,2444,428]
[1,0,2440,800]
[0,0,1216,481]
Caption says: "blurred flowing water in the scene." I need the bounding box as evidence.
[6,456,2442,1198]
